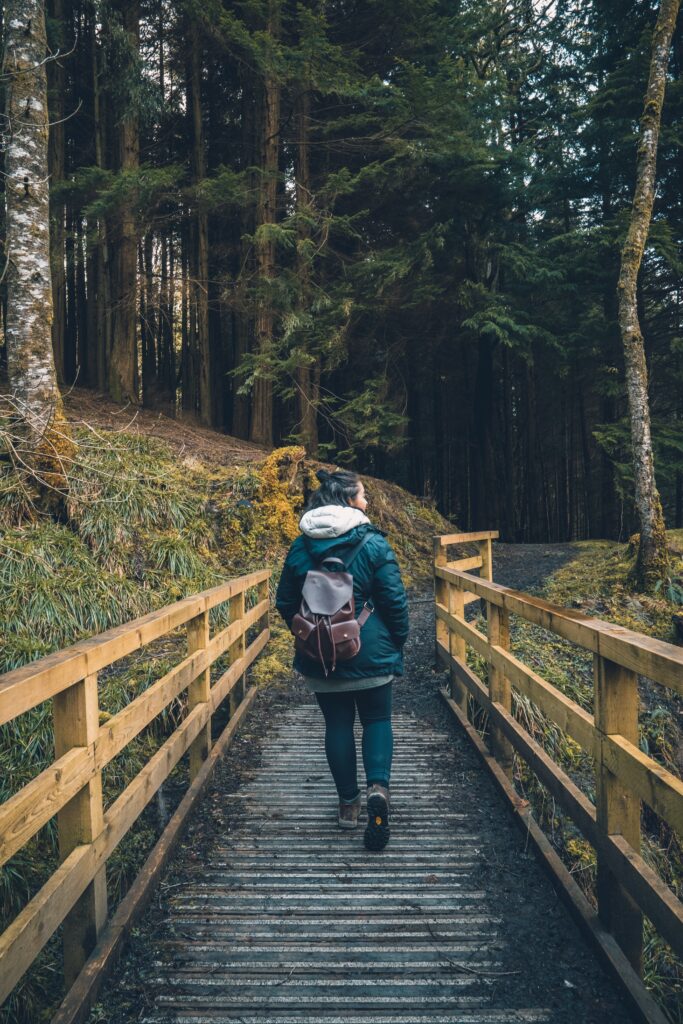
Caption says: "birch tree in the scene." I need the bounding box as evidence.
[617,0,680,589]
[3,0,71,495]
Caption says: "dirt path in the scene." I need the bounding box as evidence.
[487,542,580,594]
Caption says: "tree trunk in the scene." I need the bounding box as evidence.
[250,0,281,447]
[3,0,71,495]
[109,0,139,404]
[47,0,66,383]
[617,0,679,589]
[187,18,211,425]
[294,88,319,453]
[91,14,111,390]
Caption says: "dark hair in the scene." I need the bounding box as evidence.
[306,468,361,510]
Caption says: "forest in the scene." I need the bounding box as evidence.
[1,0,682,549]
[1,1,683,1022]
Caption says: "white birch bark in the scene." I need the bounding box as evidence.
[3,0,62,445]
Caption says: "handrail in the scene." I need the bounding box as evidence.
[433,531,683,992]
[0,570,270,1008]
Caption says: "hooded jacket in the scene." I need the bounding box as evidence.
[275,504,410,681]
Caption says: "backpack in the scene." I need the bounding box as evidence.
[290,532,375,676]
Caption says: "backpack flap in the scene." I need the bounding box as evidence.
[302,569,354,616]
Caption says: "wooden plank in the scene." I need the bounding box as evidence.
[50,685,259,1024]
[436,568,683,694]
[438,606,598,761]
[0,701,211,1001]
[0,571,269,727]
[437,644,683,960]
[93,605,265,771]
[435,603,490,660]
[488,604,513,777]
[603,733,683,837]
[601,833,683,960]
[597,626,683,696]
[0,746,95,868]
[0,602,268,868]
[207,599,267,665]
[0,843,92,1004]
[436,530,499,545]
[94,649,210,770]
[446,555,483,572]
[227,591,246,714]
[437,639,599,842]
[448,583,467,713]
[594,656,643,972]
[478,538,493,582]
[212,630,269,711]
[433,538,449,669]
[434,565,506,607]
[53,674,107,987]
[187,611,211,780]
[489,645,598,755]
[439,689,672,1024]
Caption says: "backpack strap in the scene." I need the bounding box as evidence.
[341,530,375,570]
[309,530,375,572]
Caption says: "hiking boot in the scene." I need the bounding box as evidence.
[364,783,390,851]
[338,794,362,830]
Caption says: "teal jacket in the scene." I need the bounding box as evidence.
[275,522,409,680]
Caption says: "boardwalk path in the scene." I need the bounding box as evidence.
[144,705,547,1023]
[88,553,633,1024]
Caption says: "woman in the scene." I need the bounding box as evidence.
[275,468,409,851]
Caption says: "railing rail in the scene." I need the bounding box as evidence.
[433,532,683,986]
[0,569,270,1008]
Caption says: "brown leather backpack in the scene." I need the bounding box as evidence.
[290,533,374,676]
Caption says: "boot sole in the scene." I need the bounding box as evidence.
[364,792,390,851]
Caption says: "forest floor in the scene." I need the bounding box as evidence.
[62,387,269,466]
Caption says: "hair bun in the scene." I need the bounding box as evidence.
[316,469,331,484]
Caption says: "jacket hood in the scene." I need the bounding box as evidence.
[299,504,370,539]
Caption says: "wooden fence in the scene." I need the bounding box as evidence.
[434,531,682,1008]
[0,569,270,1013]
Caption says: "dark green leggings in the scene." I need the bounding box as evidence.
[315,683,393,802]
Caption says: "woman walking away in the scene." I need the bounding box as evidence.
[275,469,409,851]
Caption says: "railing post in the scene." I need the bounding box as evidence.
[257,577,270,635]
[53,673,107,986]
[228,590,246,714]
[434,537,448,673]
[478,536,494,582]
[448,582,467,713]
[187,609,211,779]
[594,655,643,972]
[487,604,514,777]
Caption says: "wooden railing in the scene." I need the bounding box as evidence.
[0,569,270,1011]
[434,531,682,1002]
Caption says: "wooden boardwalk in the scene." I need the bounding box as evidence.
[2,535,682,1024]
[137,705,550,1023]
